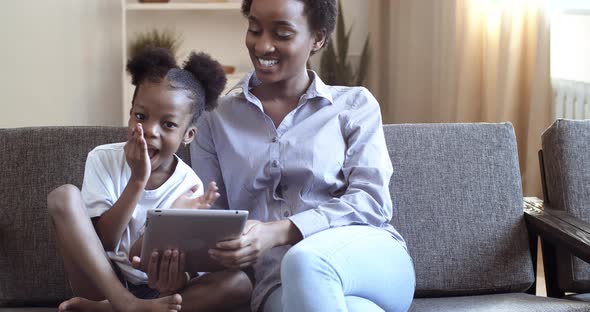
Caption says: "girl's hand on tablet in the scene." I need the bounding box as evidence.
[171,182,220,209]
[134,249,189,295]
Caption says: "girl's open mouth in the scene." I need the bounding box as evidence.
[148,148,159,159]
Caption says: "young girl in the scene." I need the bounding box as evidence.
[47,47,252,312]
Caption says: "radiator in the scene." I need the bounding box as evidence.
[552,78,590,119]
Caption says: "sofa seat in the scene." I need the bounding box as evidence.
[0,309,55,312]
[411,293,590,312]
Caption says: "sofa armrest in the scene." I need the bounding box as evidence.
[523,197,590,265]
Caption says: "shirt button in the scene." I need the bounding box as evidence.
[272,160,279,167]
[283,211,290,217]
[271,137,278,143]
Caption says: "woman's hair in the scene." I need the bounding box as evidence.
[241,0,337,50]
[126,47,227,125]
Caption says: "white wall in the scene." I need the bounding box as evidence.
[0,0,369,128]
[309,0,369,71]
[551,12,590,82]
[0,0,123,127]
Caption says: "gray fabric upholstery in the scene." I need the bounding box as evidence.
[2,124,590,311]
[0,309,57,312]
[384,123,534,297]
[0,127,126,306]
[0,127,191,307]
[410,293,590,312]
[566,293,590,302]
[541,119,590,293]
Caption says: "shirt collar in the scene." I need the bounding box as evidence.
[227,70,334,106]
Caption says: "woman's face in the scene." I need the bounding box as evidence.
[245,0,323,84]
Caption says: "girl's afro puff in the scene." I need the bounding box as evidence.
[126,47,178,86]
[183,52,227,111]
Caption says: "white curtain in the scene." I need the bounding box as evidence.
[368,0,552,196]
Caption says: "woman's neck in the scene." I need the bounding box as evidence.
[254,69,312,102]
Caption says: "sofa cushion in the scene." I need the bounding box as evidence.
[541,119,590,293]
[0,126,193,306]
[410,293,590,312]
[384,123,534,297]
[0,127,127,306]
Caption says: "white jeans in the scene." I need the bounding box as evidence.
[262,225,415,312]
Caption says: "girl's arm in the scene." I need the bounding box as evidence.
[128,234,144,261]
[126,181,219,261]
[94,179,146,250]
[95,124,150,250]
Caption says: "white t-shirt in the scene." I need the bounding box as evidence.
[81,142,203,285]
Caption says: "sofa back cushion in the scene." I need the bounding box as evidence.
[0,126,192,306]
[541,119,590,293]
[384,123,534,297]
[0,127,126,305]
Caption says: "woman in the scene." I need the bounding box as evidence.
[191,0,416,311]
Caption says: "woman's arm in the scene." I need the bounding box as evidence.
[191,112,302,267]
[288,88,393,238]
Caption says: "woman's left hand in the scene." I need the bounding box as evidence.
[208,220,277,269]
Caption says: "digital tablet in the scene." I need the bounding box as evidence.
[139,208,249,273]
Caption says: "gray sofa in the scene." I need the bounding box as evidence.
[1,124,590,311]
[537,119,590,299]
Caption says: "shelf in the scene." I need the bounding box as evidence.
[126,2,241,11]
[121,0,248,124]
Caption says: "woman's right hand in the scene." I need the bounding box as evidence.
[124,123,150,184]
[209,220,300,269]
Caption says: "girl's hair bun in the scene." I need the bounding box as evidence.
[183,52,227,111]
[126,47,178,86]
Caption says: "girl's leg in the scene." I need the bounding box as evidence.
[47,184,182,312]
[279,225,415,312]
[179,269,252,312]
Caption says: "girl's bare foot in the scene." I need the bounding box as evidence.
[58,298,111,312]
[58,294,182,312]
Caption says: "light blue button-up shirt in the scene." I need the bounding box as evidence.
[190,71,405,311]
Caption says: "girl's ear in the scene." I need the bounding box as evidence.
[311,31,327,52]
[183,126,197,145]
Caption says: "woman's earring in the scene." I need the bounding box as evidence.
[183,142,187,147]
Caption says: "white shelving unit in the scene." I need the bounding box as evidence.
[121,0,249,123]
[126,2,241,11]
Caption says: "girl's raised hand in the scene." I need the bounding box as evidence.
[171,181,220,209]
[124,123,150,184]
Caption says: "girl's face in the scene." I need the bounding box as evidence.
[128,80,195,174]
[245,0,325,85]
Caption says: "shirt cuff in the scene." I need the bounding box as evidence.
[288,209,330,239]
